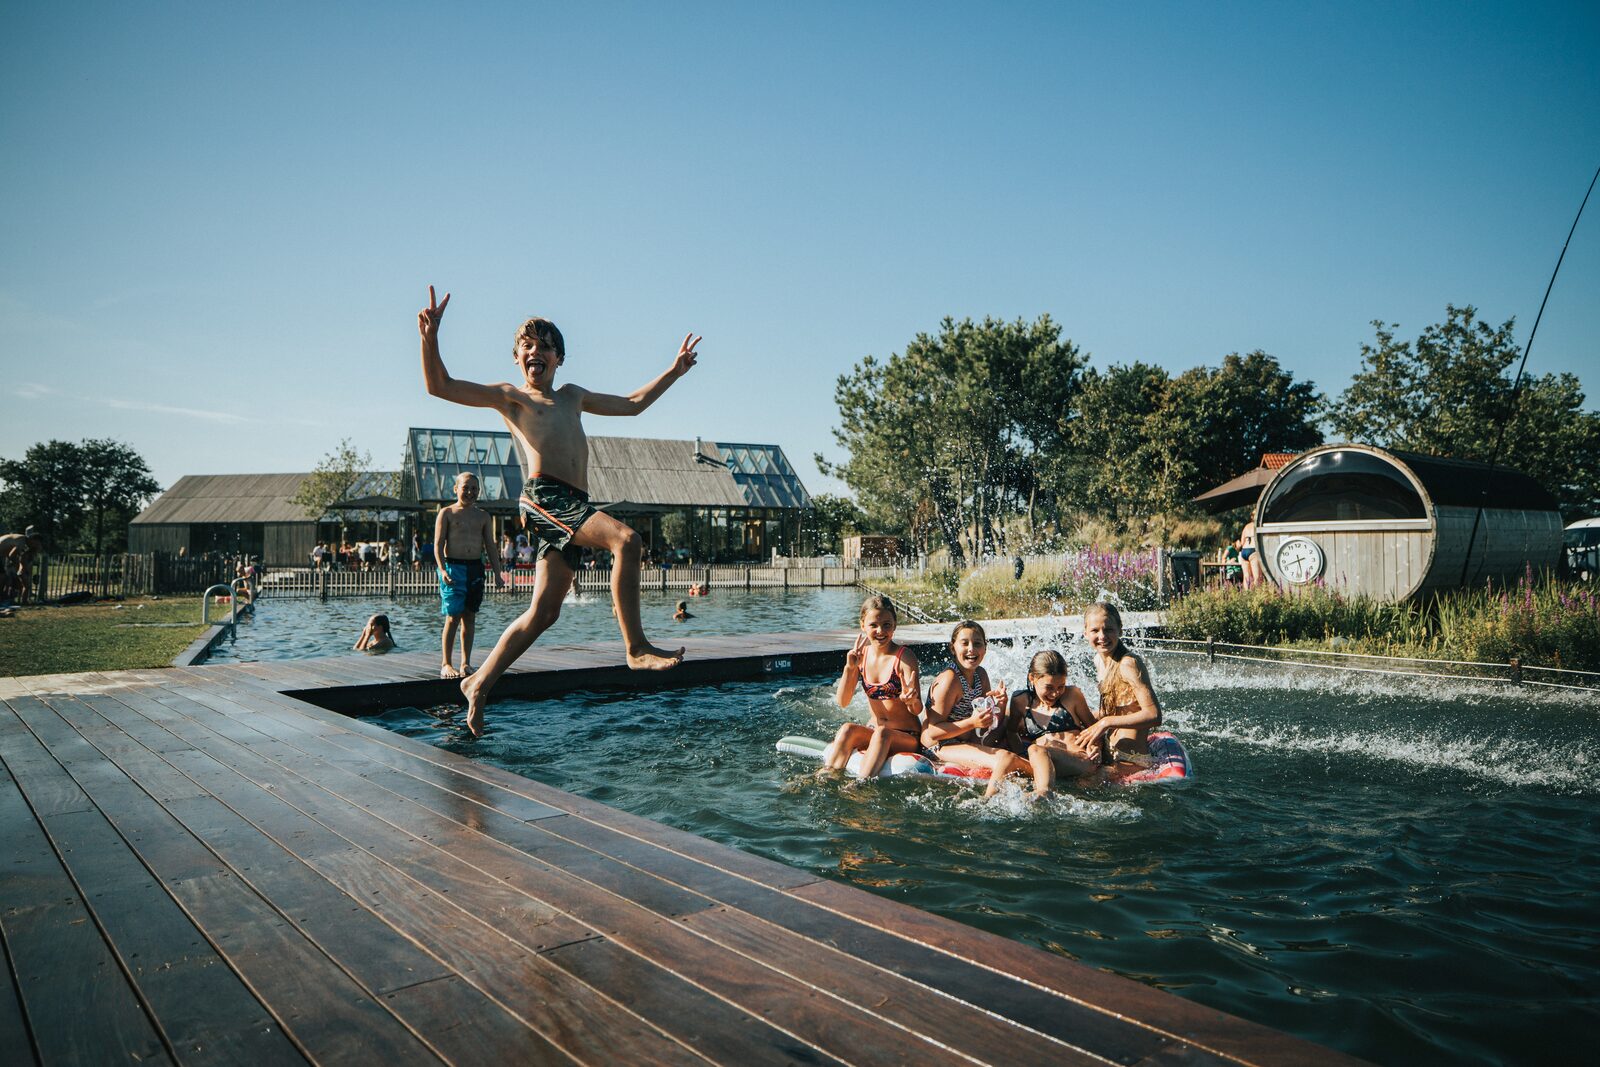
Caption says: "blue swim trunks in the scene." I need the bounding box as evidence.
[438,559,486,617]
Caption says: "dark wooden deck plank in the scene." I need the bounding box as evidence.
[118,689,977,1067]
[0,912,36,1067]
[74,685,721,1067]
[5,693,447,1066]
[0,706,174,1067]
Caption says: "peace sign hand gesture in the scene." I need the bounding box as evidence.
[672,333,703,376]
[845,634,867,672]
[418,285,451,340]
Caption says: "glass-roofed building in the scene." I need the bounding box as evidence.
[401,428,811,562]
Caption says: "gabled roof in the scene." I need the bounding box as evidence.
[132,472,401,525]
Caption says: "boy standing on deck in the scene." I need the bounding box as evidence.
[434,471,505,678]
[418,286,696,737]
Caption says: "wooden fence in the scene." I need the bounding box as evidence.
[22,554,231,602]
[251,562,913,600]
[12,554,912,603]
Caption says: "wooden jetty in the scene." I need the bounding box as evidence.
[1,623,1363,1066]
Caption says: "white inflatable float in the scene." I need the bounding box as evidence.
[776,731,1193,786]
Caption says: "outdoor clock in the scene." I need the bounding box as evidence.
[1275,537,1325,585]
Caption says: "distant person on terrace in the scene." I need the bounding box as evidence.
[418,286,699,736]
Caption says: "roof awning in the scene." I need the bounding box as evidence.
[1191,468,1276,514]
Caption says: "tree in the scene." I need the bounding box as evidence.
[1328,304,1600,517]
[78,439,161,556]
[0,440,86,552]
[799,493,867,555]
[822,315,1087,564]
[1066,353,1322,536]
[289,439,373,536]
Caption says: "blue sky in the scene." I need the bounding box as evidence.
[2,1,1596,496]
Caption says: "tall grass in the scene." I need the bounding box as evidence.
[1164,570,1600,671]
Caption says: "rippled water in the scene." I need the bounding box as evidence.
[375,635,1600,1066]
[203,586,867,661]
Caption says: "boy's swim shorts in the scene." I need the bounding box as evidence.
[518,474,596,569]
[438,560,486,617]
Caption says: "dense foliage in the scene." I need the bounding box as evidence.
[822,317,1322,554]
[0,439,161,554]
[1327,304,1600,518]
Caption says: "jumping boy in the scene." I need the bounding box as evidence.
[434,471,505,678]
[418,286,696,736]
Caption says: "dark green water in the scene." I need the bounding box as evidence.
[377,638,1600,1065]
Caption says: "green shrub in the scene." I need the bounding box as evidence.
[1165,574,1600,671]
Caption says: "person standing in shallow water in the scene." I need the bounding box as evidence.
[418,286,696,737]
[434,471,504,678]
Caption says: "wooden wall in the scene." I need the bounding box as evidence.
[127,524,189,556]
[1424,507,1563,592]
[1259,507,1562,601]
[263,523,317,567]
[1258,523,1434,601]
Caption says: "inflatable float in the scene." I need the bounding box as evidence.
[776,731,1193,787]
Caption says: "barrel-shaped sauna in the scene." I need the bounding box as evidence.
[1253,444,1562,601]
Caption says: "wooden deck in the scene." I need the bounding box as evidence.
[0,625,1363,1066]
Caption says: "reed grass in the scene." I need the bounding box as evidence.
[1164,569,1600,671]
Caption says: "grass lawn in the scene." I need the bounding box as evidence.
[0,599,217,677]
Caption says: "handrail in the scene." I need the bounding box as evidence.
[200,579,249,638]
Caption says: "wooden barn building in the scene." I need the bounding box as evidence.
[1253,444,1563,600]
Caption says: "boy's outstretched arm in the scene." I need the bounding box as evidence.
[581,332,702,416]
[418,285,513,410]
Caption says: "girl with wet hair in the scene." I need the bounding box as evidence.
[822,595,923,779]
[1079,602,1162,757]
[920,621,1029,798]
[1003,649,1100,794]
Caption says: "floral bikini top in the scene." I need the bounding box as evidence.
[860,647,907,700]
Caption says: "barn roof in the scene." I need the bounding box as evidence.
[131,472,401,525]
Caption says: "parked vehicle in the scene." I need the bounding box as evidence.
[1563,518,1600,582]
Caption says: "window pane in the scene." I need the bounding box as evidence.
[1262,451,1425,522]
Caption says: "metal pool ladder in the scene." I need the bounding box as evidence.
[200,579,251,641]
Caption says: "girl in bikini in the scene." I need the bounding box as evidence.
[921,621,1029,799]
[1078,602,1163,761]
[1003,649,1100,795]
[822,596,923,779]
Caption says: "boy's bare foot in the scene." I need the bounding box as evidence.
[625,644,685,671]
[440,663,460,679]
[459,676,485,738]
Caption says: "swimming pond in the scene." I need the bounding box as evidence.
[203,586,867,662]
[373,639,1600,1066]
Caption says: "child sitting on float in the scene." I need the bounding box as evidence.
[1079,601,1163,762]
[921,620,1030,799]
[821,595,922,779]
[1003,649,1102,795]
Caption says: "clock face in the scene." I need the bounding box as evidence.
[1276,537,1324,585]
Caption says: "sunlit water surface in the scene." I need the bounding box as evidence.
[373,634,1600,1066]
[203,586,866,661]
